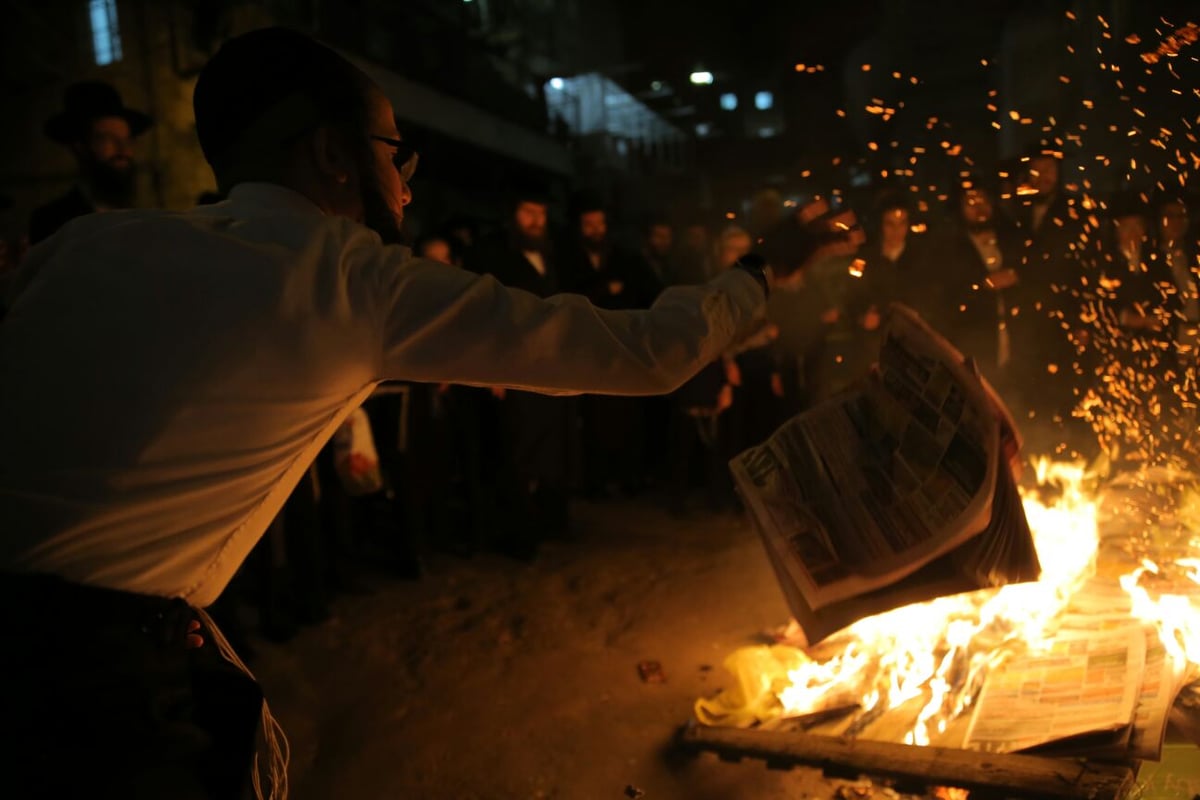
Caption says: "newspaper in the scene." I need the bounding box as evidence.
[732,305,1039,644]
[964,627,1145,753]
[960,580,1190,760]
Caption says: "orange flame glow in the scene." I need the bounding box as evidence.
[699,461,1200,750]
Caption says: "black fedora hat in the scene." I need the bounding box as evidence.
[1104,189,1151,220]
[44,81,153,145]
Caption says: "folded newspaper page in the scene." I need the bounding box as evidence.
[964,627,1145,753]
[732,305,1039,644]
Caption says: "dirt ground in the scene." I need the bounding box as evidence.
[251,499,877,799]
[251,498,1200,800]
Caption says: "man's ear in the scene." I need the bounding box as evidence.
[310,126,354,185]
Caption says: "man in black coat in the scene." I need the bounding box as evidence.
[467,187,574,556]
[936,185,1021,384]
[1008,148,1089,447]
[562,200,659,496]
[29,82,153,244]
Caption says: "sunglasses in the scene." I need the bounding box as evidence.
[370,135,419,181]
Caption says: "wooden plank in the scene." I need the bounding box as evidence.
[681,724,1137,800]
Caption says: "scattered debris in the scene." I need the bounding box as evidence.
[637,660,666,684]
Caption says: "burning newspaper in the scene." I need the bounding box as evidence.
[731,305,1040,645]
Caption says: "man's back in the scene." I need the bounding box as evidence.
[1,184,385,605]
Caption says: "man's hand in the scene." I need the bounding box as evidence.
[986,268,1019,290]
[723,356,742,387]
[761,198,865,290]
[187,619,204,649]
[716,383,734,413]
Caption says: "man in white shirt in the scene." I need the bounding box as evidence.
[0,27,860,799]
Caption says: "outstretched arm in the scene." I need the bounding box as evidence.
[373,254,765,396]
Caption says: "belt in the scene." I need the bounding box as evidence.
[0,571,196,649]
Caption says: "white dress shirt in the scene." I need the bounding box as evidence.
[522,250,547,277]
[0,183,763,605]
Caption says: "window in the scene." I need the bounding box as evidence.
[754,91,774,110]
[719,93,737,111]
[89,0,123,66]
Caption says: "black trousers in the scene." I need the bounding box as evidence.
[0,573,263,799]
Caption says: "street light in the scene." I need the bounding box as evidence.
[549,77,565,91]
[689,71,714,85]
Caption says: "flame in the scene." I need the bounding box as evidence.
[1120,551,1200,665]
[769,460,1100,746]
[700,461,1200,748]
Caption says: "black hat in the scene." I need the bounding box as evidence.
[1105,189,1151,220]
[44,81,152,145]
[1151,189,1197,214]
[873,189,911,215]
[569,189,605,218]
[1021,141,1064,161]
[510,178,551,209]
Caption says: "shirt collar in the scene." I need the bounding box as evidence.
[224,182,328,219]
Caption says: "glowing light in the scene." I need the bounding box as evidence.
[689,71,714,85]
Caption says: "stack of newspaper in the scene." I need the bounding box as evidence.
[965,578,1192,760]
[731,305,1040,645]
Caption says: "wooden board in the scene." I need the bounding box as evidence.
[681,724,1138,799]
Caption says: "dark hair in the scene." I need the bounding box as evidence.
[874,192,910,217]
[510,183,551,212]
[193,27,376,190]
[643,217,672,236]
[570,190,605,220]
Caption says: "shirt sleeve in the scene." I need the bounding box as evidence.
[367,247,766,396]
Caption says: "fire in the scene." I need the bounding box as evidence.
[697,460,1200,750]
[1121,558,1200,665]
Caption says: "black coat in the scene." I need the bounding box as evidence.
[470,236,562,299]
[935,225,1020,371]
[851,239,932,320]
[28,186,95,245]
[465,238,574,485]
[562,245,660,310]
[1014,193,1084,295]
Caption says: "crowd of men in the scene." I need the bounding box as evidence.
[3,78,1199,652]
